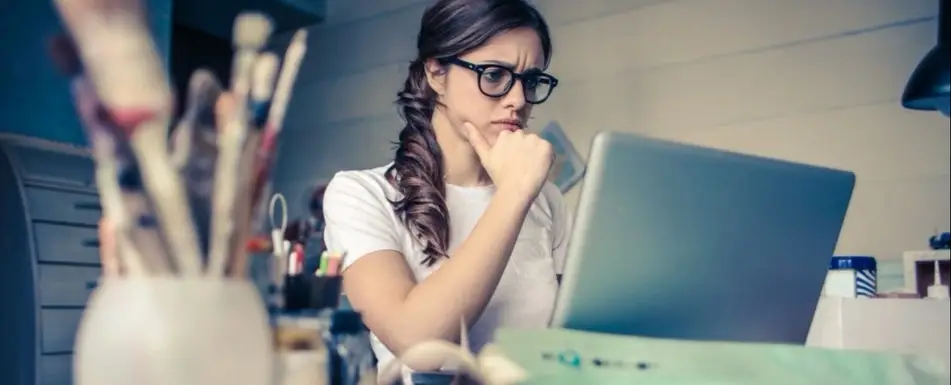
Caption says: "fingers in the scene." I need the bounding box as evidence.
[98,218,121,277]
[463,122,491,160]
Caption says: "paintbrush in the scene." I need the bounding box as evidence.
[170,69,222,171]
[48,34,148,276]
[207,13,274,276]
[250,29,309,212]
[226,53,280,277]
[249,53,279,127]
[53,0,203,275]
[53,0,169,111]
[169,69,223,258]
[264,29,307,138]
[49,33,173,275]
[229,13,273,91]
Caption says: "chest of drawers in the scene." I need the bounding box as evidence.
[0,134,102,385]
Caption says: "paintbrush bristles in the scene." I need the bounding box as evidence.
[233,12,273,50]
[187,69,222,102]
[229,12,273,92]
[171,69,222,168]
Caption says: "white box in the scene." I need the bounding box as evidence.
[807,297,950,370]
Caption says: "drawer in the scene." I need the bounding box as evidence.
[38,264,101,307]
[41,308,84,353]
[39,354,72,385]
[26,187,102,225]
[34,223,101,265]
[10,144,95,189]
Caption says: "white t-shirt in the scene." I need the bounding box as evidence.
[322,164,571,377]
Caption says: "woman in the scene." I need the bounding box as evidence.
[322,0,569,375]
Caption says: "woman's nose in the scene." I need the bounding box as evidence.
[501,80,528,110]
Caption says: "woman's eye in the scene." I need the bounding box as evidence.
[483,69,506,83]
[524,77,539,90]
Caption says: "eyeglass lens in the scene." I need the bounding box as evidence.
[479,66,553,103]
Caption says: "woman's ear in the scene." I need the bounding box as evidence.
[424,59,448,95]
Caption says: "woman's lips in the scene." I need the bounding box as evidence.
[493,120,522,132]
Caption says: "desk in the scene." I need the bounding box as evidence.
[807,297,951,369]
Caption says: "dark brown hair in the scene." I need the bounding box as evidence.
[385,0,553,265]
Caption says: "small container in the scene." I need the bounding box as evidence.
[284,275,343,311]
[273,312,332,385]
[824,256,878,298]
[273,275,342,385]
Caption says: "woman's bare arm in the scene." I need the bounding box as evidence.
[342,187,533,358]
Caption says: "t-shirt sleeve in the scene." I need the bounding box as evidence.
[322,172,402,271]
[549,185,573,275]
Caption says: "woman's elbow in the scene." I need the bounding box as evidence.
[376,330,461,372]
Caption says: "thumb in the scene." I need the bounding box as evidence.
[464,122,491,160]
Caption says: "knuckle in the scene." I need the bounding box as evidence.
[541,142,554,157]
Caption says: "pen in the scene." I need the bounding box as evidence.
[316,251,329,276]
[326,252,343,277]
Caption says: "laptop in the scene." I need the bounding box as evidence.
[550,132,855,344]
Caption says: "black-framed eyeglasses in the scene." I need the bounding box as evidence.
[440,57,558,104]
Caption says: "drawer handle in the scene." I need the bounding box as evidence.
[81,238,100,248]
[74,202,102,211]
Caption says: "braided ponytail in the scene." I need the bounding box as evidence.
[385,60,450,266]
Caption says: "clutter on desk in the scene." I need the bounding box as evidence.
[273,313,329,385]
[929,231,951,250]
[271,252,374,385]
[902,249,950,298]
[823,256,878,298]
[924,259,950,299]
[826,232,951,300]
[267,191,376,384]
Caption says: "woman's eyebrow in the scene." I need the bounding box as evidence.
[483,59,516,68]
[482,59,543,72]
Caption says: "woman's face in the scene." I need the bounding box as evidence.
[428,27,547,146]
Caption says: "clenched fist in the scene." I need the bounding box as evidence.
[465,122,553,200]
